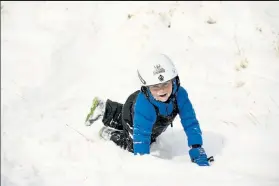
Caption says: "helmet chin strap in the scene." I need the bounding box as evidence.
[162,76,180,103]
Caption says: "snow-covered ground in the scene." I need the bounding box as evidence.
[1,1,279,186]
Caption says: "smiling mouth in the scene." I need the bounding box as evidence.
[159,93,167,97]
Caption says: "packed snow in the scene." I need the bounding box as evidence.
[1,1,279,186]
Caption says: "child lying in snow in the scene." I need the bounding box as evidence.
[85,53,211,166]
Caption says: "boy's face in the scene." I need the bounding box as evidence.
[149,80,173,102]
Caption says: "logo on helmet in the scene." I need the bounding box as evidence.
[137,70,146,85]
[153,64,165,76]
[158,75,164,82]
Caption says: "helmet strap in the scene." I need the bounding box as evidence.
[140,76,180,103]
[141,86,150,99]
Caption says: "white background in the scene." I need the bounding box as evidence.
[1,1,279,186]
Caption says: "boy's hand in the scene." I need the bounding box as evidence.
[189,145,210,166]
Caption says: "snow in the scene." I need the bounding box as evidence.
[1,1,279,186]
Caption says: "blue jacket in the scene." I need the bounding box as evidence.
[133,80,203,155]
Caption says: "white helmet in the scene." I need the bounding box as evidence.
[137,53,178,86]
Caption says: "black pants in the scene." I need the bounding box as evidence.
[101,90,176,153]
[101,91,140,153]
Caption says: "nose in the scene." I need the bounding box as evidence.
[157,89,167,95]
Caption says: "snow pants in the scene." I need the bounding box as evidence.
[101,89,177,153]
[101,90,140,153]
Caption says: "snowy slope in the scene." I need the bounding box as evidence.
[1,1,279,186]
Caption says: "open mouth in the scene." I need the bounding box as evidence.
[159,93,167,97]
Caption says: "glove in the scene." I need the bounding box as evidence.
[189,145,210,166]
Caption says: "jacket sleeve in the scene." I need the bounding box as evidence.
[176,86,203,147]
[133,93,157,155]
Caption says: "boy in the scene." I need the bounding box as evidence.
[85,53,210,166]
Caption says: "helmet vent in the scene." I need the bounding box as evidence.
[137,70,146,85]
